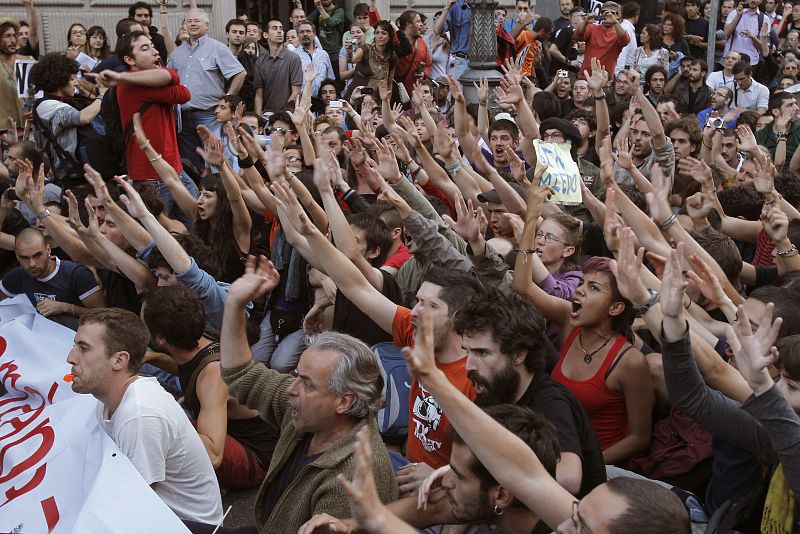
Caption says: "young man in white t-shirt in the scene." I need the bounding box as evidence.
[67,308,223,525]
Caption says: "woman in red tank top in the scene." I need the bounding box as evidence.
[514,255,653,465]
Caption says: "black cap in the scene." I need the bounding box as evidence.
[539,117,582,146]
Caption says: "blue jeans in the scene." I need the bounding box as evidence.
[143,170,199,229]
[447,55,470,87]
[178,109,218,172]
[250,311,306,373]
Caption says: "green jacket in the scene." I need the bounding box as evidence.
[308,7,346,55]
[755,120,800,161]
[221,361,398,533]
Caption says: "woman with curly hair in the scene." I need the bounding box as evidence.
[29,52,105,183]
[86,26,110,62]
[661,13,689,62]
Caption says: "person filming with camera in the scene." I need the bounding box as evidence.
[697,86,735,131]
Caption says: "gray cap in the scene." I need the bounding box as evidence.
[601,1,621,13]
[477,182,525,204]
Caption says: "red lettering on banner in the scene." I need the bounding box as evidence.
[41,495,59,532]
[0,336,60,528]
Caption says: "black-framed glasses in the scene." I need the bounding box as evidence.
[287,155,301,163]
[269,126,287,134]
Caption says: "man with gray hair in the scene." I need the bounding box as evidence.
[191,255,397,534]
[167,8,246,171]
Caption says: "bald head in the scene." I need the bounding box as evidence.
[16,227,46,249]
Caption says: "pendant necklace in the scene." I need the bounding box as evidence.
[578,331,612,365]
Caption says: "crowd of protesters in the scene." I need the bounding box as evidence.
[3,0,800,532]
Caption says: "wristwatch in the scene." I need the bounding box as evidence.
[36,208,51,220]
[633,288,661,317]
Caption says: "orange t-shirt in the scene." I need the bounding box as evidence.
[391,307,476,468]
[516,30,541,77]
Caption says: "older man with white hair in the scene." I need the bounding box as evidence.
[167,8,246,171]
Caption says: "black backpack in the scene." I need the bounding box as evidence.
[100,87,151,175]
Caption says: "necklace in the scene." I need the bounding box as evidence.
[578,331,612,365]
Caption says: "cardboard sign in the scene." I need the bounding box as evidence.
[14,59,36,98]
[533,140,582,205]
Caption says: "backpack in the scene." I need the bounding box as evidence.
[372,342,412,445]
[99,87,151,176]
[33,96,116,190]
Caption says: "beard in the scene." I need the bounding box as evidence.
[468,359,520,407]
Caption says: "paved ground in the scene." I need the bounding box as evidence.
[220,486,260,527]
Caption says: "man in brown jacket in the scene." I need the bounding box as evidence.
[204,255,397,534]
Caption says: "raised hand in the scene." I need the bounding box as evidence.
[609,227,650,305]
[312,151,336,194]
[684,192,714,221]
[338,427,393,533]
[391,132,413,164]
[375,138,401,182]
[442,193,483,244]
[504,145,527,184]
[447,75,465,104]
[602,188,624,253]
[196,126,225,167]
[83,164,113,207]
[583,57,608,93]
[238,126,267,162]
[726,303,782,396]
[735,124,759,153]
[227,255,281,305]
[65,191,100,238]
[377,180,412,214]
[660,242,688,319]
[686,253,729,310]
[431,119,454,157]
[224,121,243,156]
[115,176,151,220]
[402,310,439,382]
[525,180,554,222]
[677,156,714,192]
[753,158,776,195]
[378,77,392,103]
[760,203,789,243]
[612,136,634,171]
[474,77,489,105]
[645,164,673,227]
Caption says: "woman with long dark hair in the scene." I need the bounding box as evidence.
[344,20,410,99]
[86,26,110,61]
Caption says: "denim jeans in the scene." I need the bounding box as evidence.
[142,170,199,229]
[178,109,218,171]
[447,55,470,87]
[250,311,306,373]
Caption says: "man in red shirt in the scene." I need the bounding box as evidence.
[573,1,629,79]
[395,10,431,95]
[97,31,197,224]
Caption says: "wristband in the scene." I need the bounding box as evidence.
[659,213,678,230]
[238,154,254,168]
[149,154,163,163]
[633,288,661,317]
[776,244,798,257]
[444,160,462,174]
[593,94,606,101]
[514,248,536,262]
[777,133,788,143]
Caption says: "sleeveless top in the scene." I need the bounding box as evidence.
[551,327,631,451]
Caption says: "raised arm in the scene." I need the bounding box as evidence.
[403,313,574,531]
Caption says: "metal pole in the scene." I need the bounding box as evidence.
[707,0,720,69]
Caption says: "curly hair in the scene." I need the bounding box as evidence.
[29,53,79,93]
[662,12,685,40]
[195,174,245,283]
[141,286,206,351]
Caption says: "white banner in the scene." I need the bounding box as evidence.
[14,60,36,99]
[533,140,583,205]
[0,296,190,533]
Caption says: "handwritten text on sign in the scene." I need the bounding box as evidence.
[533,140,582,205]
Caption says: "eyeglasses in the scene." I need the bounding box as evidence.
[71,30,86,36]
[269,126,287,134]
[536,230,569,245]
[541,132,566,142]
[287,155,301,163]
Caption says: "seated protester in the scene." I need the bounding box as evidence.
[0,227,105,329]
[567,108,600,165]
[454,287,606,497]
[270,180,478,492]
[207,256,397,534]
[29,53,106,188]
[90,18,145,74]
[731,60,770,113]
[315,173,403,346]
[395,311,690,534]
[660,254,800,533]
[368,201,414,276]
[303,404,567,534]
[141,286,274,488]
[755,91,800,161]
[67,308,223,524]
[514,212,653,463]
[613,69,675,188]
[111,178,247,337]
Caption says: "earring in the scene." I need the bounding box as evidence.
[493,504,504,516]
